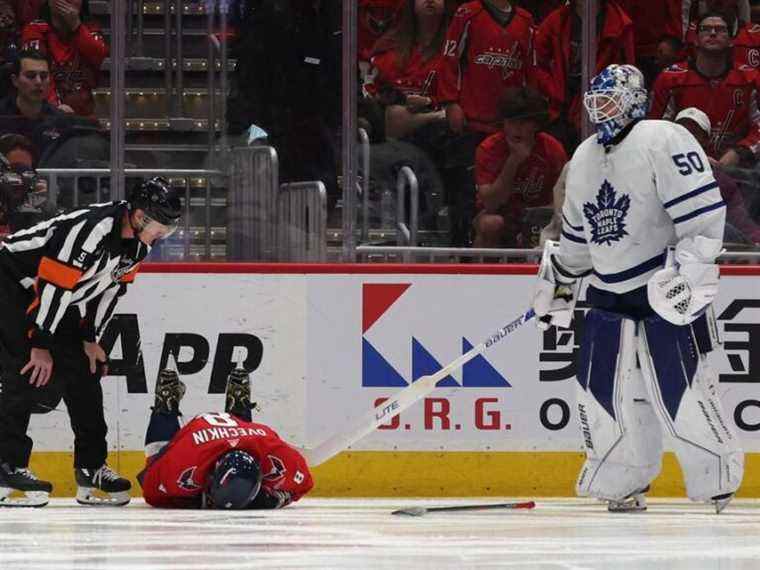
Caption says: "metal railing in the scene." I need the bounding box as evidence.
[38,167,225,259]
[356,246,541,264]
[396,166,419,251]
[355,247,760,264]
[359,128,370,243]
[228,146,279,261]
[278,182,328,262]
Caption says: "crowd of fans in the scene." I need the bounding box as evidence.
[359,0,760,248]
[0,0,106,238]
[1,0,759,251]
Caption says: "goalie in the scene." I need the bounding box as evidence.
[533,64,744,513]
[138,365,313,509]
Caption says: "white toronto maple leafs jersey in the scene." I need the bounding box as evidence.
[559,120,725,295]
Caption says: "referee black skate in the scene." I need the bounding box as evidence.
[0,177,182,507]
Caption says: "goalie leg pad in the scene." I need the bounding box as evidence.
[575,310,663,501]
[639,315,744,502]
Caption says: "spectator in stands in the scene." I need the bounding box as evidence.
[675,107,760,245]
[438,0,538,135]
[0,49,61,123]
[22,0,108,118]
[535,0,635,152]
[359,0,405,66]
[367,0,448,140]
[616,0,692,85]
[436,0,538,246]
[684,0,760,69]
[650,12,760,167]
[472,87,567,248]
[655,35,686,75]
[691,0,751,24]
[0,0,20,95]
[10,0,44,28]
[359,0,405,89]
[0,133,48,238]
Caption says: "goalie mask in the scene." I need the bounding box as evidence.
[583,64,648,146]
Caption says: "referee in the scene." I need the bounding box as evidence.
[0,177,181,507]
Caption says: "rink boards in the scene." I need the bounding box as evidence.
[25,263,760,497]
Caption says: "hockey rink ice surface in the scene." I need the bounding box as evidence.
[2,499,760,569]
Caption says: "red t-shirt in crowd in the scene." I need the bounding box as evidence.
[141,413,313,509]
[475,131,567,241]
[649,61,760,160]
[437,1,538,133]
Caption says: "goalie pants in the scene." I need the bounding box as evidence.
[574,309,744,502]
[0,273,107,469]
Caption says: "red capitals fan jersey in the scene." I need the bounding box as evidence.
[475,131,567,244]
[141,413,313,509]
[366,46,442,98]
[615,0,690,57]
[437,1,537,132]
[22,20,109,117]
[685,22,760,70]
[358,0,404,62]
[649,62,760,160]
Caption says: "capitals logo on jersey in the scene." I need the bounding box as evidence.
[583,180,631,246]
[177,466,201,491]
[474,41,524,80]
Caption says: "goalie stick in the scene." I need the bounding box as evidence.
[392,500,536,517]
[303,308,536,467]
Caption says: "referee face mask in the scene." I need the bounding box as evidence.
[130,209,178,246]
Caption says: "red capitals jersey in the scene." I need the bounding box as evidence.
[358,0,404,63]
[366,46,442,99]
[685,22,760,70]
[437,1,537,133]
[22,20,109,117]
[141,413,314,509]
[649,61,760,160]
[615,0,689,57]
[475,131,567,243]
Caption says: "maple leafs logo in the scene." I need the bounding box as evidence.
[583,180,631,246]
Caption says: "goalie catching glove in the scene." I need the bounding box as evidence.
[533,240,581,330]
[647,236,723,326]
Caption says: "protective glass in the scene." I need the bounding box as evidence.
[142,213,179,239]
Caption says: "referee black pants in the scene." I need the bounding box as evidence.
[0,273,108,469]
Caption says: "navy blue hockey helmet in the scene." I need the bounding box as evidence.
[207,450,262,509]
[128,177,182,228]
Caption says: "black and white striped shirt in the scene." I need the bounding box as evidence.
[0,201,149,349]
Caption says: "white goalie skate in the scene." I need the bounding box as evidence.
[712,493,733,515]
[0,463,52,508]
[607,486,649,513]
[75,464,131,506]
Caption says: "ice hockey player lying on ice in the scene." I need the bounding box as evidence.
[532,64,744,514]
[138,366,313,509]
